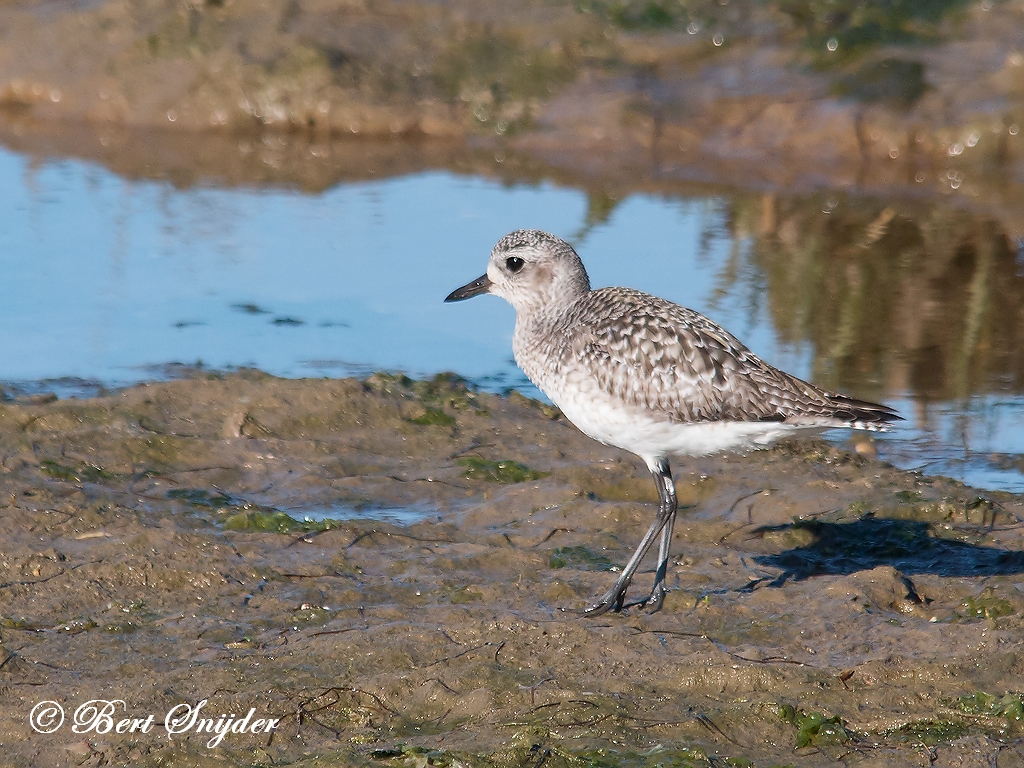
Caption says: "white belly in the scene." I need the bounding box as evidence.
[553,386,814,468]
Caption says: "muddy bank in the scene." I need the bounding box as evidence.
[2,0,1024,192]
[2,371,1024,766]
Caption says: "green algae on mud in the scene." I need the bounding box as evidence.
[457,456,548,484]
[409,407,457,427]
[776,705,850,749]
[952,691,1024,722]
[960,588,1017,621]
[1,372,1024,766]
[548,545,617,571]
[166,487,343,532]
[39,459,117,483]
[885,718,971,746]
[222,509,340,534]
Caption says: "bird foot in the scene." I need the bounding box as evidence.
[582,587,626,617]
[627,581,668,613]
[649,581,669,610]
[584,581,669,617]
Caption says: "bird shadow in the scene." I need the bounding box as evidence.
[749,515,1024,586]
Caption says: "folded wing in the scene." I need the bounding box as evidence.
[566,287,900,429]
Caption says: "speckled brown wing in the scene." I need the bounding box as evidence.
[563,287,899,428]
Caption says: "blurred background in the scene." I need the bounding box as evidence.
[1,0,1023,490]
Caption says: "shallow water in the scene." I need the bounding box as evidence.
[288,503,442,526]
[2,143,1023,493]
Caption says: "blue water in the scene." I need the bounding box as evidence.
[290,504,442,526]
[1,153,779,385]
[1,145,1022,494]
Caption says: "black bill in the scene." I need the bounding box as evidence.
[444,274,492,302]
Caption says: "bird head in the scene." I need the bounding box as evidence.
[445,229,591,315]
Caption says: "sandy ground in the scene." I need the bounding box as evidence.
[2,372,1024,766]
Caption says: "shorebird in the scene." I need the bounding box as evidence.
[445,229,900,616]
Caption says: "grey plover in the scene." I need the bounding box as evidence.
[446,229,900,616]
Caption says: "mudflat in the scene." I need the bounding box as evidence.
[2,371,1024,766]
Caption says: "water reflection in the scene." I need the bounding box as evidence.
[704,193,1024,490]
[718,194,1024,403]
[289,504,441,526]
[1,139,1023,492]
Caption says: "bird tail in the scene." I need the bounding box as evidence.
[818,392,902,431]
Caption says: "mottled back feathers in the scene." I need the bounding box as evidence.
[517,286,899,430]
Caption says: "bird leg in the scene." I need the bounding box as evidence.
[584,459,677,616]
[634,466,678,611]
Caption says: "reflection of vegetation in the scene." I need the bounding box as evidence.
[573,189,623,241]
[433,27,577,134]
[575,0,685,29]
[572,0,976,105]
[832,57,927,106]
[573,0,976,58]
[147,4,583,132]
[776,0,976,57]
[585,189,620,229]
[713,193,1024,403]
[573,0,764,39]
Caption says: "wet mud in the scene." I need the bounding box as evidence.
[2,371,1024,766]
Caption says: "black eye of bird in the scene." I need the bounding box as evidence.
[506,256,524,273]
